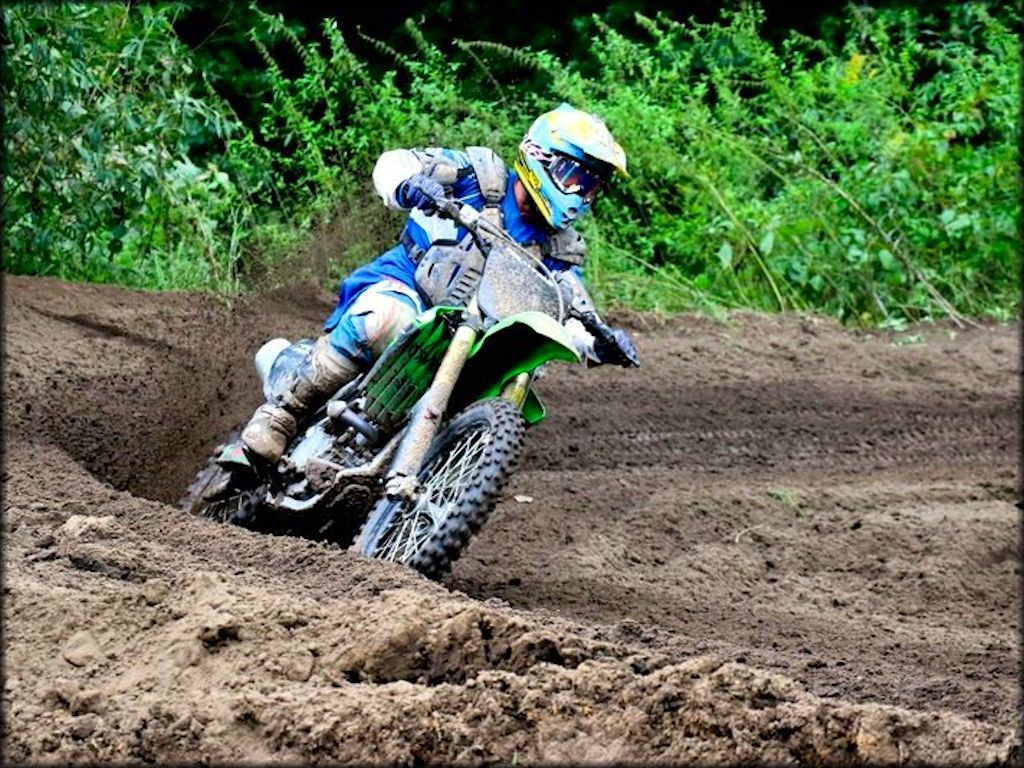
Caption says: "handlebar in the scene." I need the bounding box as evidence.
[429,195,492,241]
[432,196,468,225]
[420,189,640,368]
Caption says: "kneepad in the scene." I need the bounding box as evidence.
[328,282,424,363]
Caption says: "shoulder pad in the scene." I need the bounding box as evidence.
[466,146,507,206]
[412,147,463,185]
[542,226,587,266]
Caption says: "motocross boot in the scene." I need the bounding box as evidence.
[241,335,361,465]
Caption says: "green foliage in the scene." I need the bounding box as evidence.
[237,8,538,272]
[553,3,1020,322]
[236,1,1019,323]
[3,2,253,290]
[4,1,1019,325]
[245,10,527,201]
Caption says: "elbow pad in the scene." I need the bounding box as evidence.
[372,148,465,210]
[373,150,425,210]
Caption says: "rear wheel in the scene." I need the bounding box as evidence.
[181,437,263,528]
[354,398,526,579]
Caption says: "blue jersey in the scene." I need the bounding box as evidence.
[324,149,580,332]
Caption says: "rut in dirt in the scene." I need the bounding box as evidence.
[2,274,1020,764]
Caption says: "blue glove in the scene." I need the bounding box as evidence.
[396,174,445,212]
[594,327,640,368]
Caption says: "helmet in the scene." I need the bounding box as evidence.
[514,102,627,230]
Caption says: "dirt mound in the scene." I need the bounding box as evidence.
[2,274,1020,763]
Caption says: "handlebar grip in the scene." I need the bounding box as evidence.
[437,198,463,220]
[576,311,616,344]
[574,310,640,368]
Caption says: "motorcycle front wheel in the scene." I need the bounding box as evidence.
[353,398,526,579]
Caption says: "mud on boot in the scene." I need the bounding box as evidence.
[240,404,297,466]
[240,335,360,465]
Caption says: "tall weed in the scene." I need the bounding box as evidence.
[5,2,1018,324]
[242,2,1018,323]
[552,4,1020,322]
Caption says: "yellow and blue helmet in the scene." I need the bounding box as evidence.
[514,102,627,230]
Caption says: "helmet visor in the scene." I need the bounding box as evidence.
[548,154,605,202]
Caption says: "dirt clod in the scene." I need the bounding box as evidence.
[61,631,105,668]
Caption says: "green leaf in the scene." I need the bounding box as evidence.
[877,249,896,272]
[717,241,733,269]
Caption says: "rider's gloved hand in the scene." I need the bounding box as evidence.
[396,174,445,213]
[594,327,640,368]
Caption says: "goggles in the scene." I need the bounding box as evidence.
[547,154,606,202]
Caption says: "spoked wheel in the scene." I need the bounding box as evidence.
[354,398,526,579]
[181,437,263,528]
[194,487,262,527]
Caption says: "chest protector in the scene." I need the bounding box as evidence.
[541,226,586,267]
[414,146,585,306]
[414,147,503,307]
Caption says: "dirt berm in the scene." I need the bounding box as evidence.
[2,274,1020,764]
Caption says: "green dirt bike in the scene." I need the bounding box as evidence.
[183,197,639,579]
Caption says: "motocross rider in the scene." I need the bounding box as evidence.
[241,102,640,465]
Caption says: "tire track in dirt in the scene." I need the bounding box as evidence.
[529,383,1012,476]
[444,317,1020,729]
[2,275,1019,763]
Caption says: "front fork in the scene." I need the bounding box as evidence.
[501,371,532,408]
[383,306,482,500]
[383,305,536,501]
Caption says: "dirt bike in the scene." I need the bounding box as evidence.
[182,196,640,579]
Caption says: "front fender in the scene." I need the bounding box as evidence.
[449,310,581,424]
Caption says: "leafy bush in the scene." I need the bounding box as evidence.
[549,3,1020,322]
[4,1,1018,325]
[242,12,531,204]
[243,2,1018,323]
[2,2,253,290]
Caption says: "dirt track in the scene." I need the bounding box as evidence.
[2,273,1020,764]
